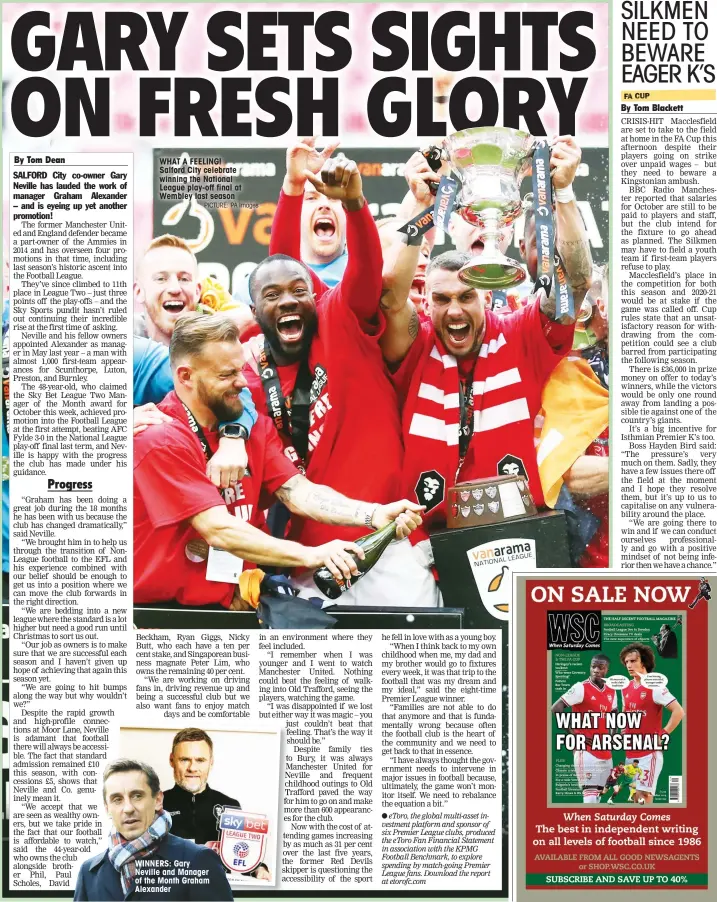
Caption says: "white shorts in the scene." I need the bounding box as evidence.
[632,752,663,794]
[573,750,613,788]
[294,538,443,608]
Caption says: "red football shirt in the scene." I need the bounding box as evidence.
[245,200,403,548]
[395,301,574,543]
[134,392,298,607]
[621,677,676,758]
[561,678,617,760]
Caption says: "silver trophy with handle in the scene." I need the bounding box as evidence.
[433,127,535,289]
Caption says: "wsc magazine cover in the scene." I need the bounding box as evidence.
[515,575,712,897]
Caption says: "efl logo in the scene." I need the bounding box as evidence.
[547,610,602,650]
[233,841,250,866]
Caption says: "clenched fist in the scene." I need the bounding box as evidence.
[304,157,363,207]
[550,135,582,190]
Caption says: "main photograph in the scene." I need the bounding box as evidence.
[120,1,610,621]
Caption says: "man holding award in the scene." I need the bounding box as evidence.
[379,129,593,601]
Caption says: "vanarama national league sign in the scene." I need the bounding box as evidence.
[466,539,537,621]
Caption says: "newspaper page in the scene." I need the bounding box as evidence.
[0,0,667,900]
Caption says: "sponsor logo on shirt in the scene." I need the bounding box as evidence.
[309,364,328,404]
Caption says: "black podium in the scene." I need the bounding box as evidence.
[431,510,570,628]
[134,605,465,630]
[134,511,568,630]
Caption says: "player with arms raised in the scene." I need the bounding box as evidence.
[551,654,616,803]
[619,642,684,804]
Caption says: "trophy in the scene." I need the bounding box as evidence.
[432,127,535,290]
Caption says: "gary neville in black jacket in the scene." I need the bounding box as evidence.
[162,728,240,844]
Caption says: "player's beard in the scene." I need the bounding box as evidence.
[196,378,245,424]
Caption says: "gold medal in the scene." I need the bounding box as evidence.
[185,539,209,563]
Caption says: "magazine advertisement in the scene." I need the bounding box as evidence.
[0,0,714,900]
[515,574,714,898]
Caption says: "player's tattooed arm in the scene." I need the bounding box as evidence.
[276,474,371,527]
[276,475,423,538]
[559,235,592,303]
[408,304,420,340]
[380,239,422,314]
[554,197,592,309]
[552,135,591,305]
[539,196,592,322]
[540,286,558,320]
[379,290,420,365]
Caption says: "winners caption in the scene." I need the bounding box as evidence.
[9,10,597,137]
[134,861,211,894]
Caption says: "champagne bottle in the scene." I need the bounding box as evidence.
[313,521,397,600]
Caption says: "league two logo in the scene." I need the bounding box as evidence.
[218,809,268,874]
